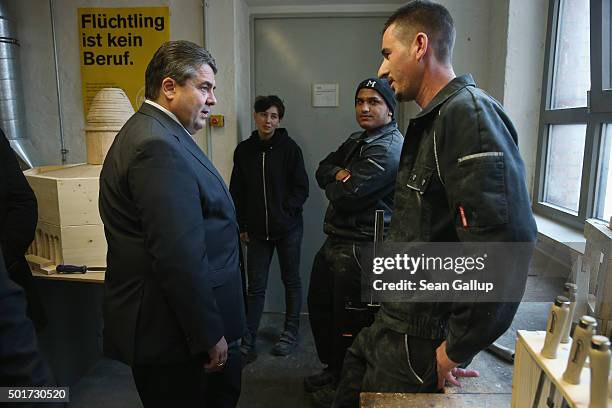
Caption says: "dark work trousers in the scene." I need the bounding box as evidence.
[245,222,303,337]
[332,318,441,408]
[307,238,375,372]
[132,341,242,408]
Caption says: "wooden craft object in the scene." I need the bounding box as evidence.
[581,219,612,337]
[24,164,106,272]
[85,87,134,165]
[512,330,612,407]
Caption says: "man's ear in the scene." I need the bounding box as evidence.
[161,77,176,100]
[414,32,429,62]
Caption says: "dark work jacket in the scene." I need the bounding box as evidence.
[229,128,309,241]
[99,103,245,365]
[379,75,537,364]
[0,131,46,330]
[316,121,403,241]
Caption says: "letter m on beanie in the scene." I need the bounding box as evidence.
[366,80,377,88]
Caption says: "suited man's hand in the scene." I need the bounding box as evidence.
[240,232,249,243]
[204,336,228,372]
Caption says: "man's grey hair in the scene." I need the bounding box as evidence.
[145,40,217,100]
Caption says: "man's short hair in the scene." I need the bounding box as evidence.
[145,40,217,100]
[253,95,285,120]
[384,0,456,64]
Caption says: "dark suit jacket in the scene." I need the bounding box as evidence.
[0,131,46,330]
[0,248,52,387]
[99,103,246,366]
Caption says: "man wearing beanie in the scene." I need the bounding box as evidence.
[305,77,403,408]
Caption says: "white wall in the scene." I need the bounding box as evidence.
[487,0,510,102]
[205,0,251,182]
[394,0,507,129]
[503,0,549,196]
[235,0,251,145]
[442,0,497,94]
[13,0,204,166]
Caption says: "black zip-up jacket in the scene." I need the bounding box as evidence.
[230,128,309,241]
[379,75,537,364]
[316,121,403,241]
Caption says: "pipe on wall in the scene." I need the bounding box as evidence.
[49,0,67,164]
[0,0,38,168]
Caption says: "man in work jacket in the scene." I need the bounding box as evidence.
[332,2,537,407]
[306,77,403,408]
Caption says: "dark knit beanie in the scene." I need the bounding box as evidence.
[354,77,396,114]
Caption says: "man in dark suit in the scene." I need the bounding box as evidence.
[99,40,245,407]
[0,131,46,331]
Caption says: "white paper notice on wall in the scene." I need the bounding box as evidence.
[312,83,339,107]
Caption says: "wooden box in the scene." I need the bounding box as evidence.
[581,219,612,336]
[24,164,106,271]
[24,164,102,226]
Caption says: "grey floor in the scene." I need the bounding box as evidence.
[68,301,550,408]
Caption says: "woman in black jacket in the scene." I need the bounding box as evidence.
[229,96,309,360]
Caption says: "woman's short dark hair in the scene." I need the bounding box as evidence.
[384,0,456,64]
[145,40,217,100]
[253,95,285,120]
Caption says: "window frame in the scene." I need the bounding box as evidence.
[534,0,612,228]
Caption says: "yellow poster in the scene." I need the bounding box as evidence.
[78,7,170,117]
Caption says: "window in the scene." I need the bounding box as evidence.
[543,124,586,213]
[534,0,612,227]
[595,123,612,219]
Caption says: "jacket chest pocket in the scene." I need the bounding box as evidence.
[406,165,435,195]
[453,153,508,228]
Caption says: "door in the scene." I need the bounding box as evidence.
[252,15,390,314]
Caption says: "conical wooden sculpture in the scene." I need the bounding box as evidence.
[85,87,134,164]
[24,88,134,273]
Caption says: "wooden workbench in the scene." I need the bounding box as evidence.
[31,269,104,283]
[360,392,510,407]
[30,266,104,385]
